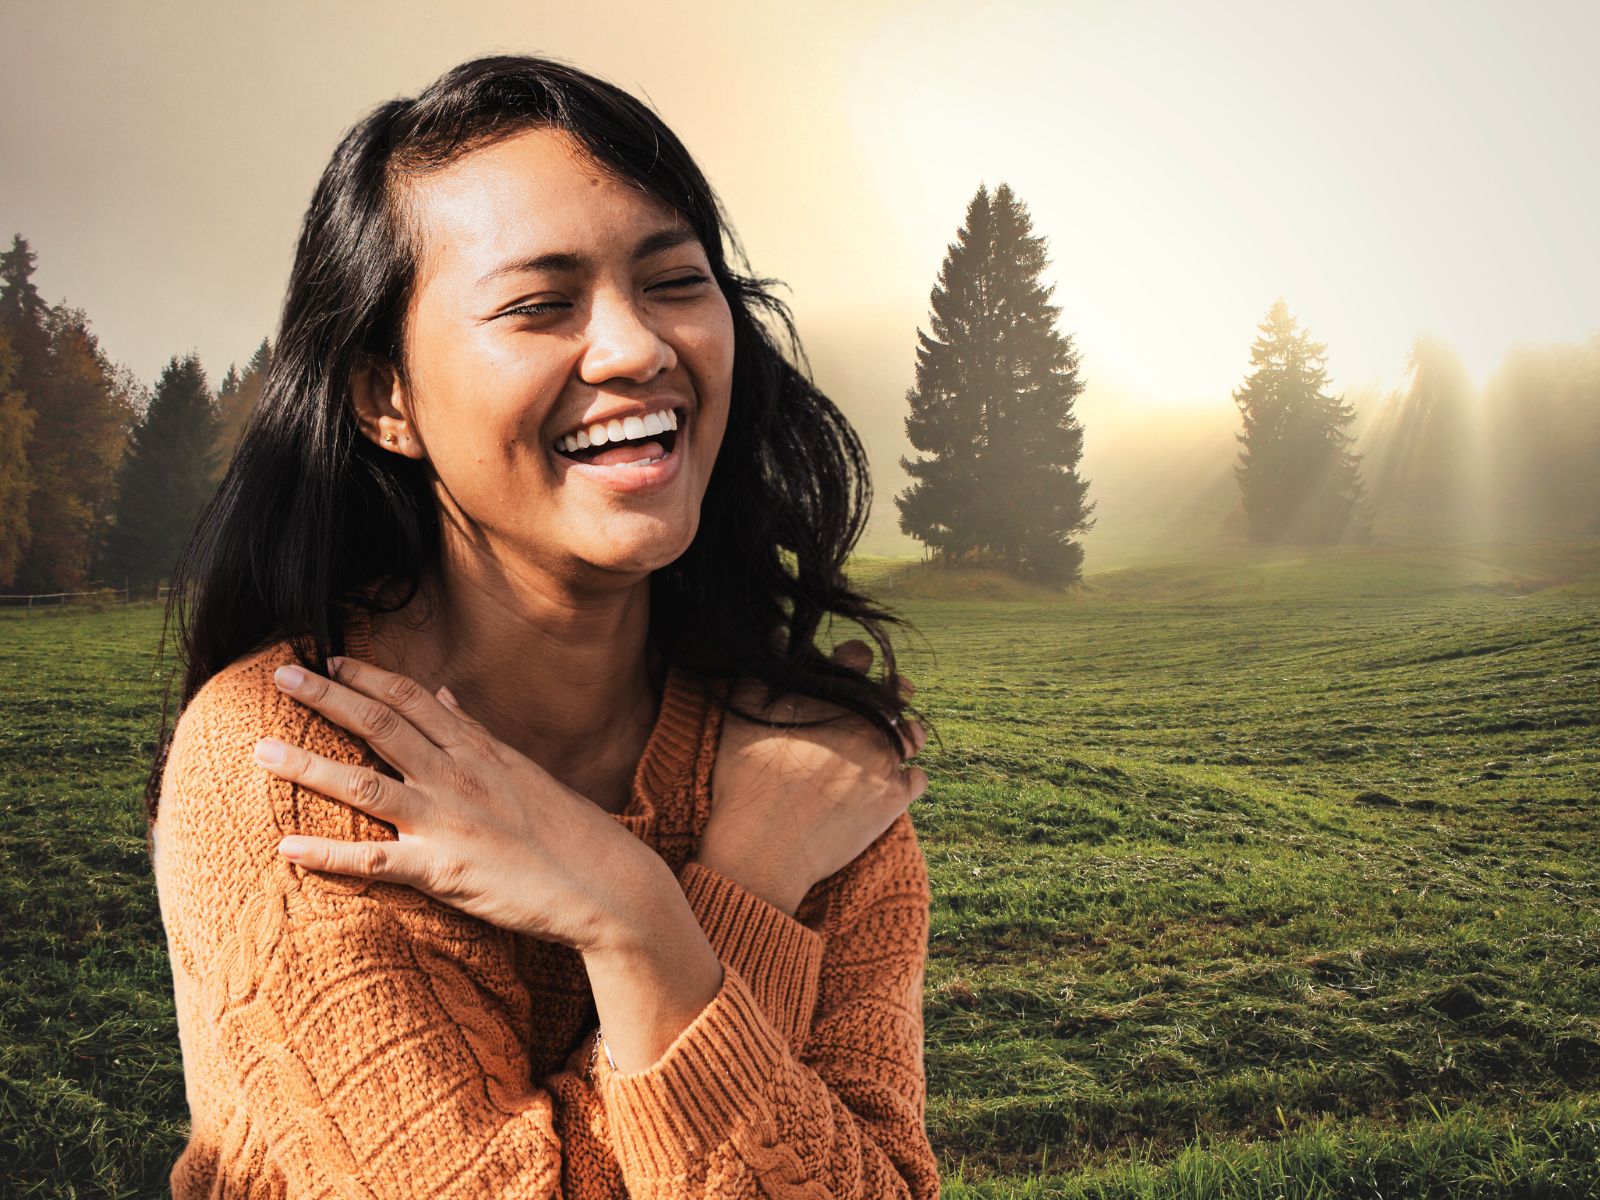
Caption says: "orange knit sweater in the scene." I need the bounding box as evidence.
[150,610,939,1198]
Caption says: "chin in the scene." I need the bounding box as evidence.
[581,517,699,577]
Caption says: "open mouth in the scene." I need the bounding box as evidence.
[552,407,683,469]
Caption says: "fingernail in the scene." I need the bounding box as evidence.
[254,738,287,766]
[274,665,305,691]
[327,656,346,676]
[277,837,307,860]
[437,686,458,707]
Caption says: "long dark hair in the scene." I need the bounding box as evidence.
[145,54,927,824]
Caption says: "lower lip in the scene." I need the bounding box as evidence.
[551,419,687,494]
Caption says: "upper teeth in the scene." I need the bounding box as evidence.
[556,408,678,453]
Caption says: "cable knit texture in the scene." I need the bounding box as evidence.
[151,608,939,1198]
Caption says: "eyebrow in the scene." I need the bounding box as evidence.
[477,227,702,286]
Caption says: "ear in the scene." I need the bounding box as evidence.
[350,357,425,459]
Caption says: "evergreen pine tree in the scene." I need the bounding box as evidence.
[105,354,221,590]
[896,183,1093,582]
[0,236,50,385]
[1232,299,1366,543]
[0,238,46,590]
[217,364,241,402]
[212,336,271,480]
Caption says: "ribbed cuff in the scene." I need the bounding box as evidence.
[597,964,788,1176]
[677,860,824,1052]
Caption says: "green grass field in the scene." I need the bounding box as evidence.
[2,540,1596,1197]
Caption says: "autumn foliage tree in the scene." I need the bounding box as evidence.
[0,235,136,592]
[0,327,34,586]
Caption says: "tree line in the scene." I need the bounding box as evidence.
[895,185,1600,580]
[0,235,268,594]
[4,204,1596,598]
[891,183,1369,578]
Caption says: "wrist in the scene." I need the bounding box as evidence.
[689,851,804,918]
[585,851,684,958]
[582,861,723,1073]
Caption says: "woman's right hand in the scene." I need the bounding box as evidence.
[699,641,929,916]
[255,656,685,958]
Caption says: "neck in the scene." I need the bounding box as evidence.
[364,550,663,815]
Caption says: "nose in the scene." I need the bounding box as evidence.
[579,289,677,386]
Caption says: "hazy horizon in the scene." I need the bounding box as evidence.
[4,0,1596,555]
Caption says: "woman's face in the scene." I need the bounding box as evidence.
[376,126,734,584]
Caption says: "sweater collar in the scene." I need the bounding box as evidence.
[337,601,713,841]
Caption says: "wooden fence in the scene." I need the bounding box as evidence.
[0,583,170,614]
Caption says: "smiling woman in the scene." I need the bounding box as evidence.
[144,55,939,1198]
[361,128,733,562]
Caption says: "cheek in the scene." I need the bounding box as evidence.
[415,337,566,461]
[683,309,736,410]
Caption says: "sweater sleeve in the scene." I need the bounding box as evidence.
[153,654,587,1198]
[598,810,940,1200]
[675,860,825,1055]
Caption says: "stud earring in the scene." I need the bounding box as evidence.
[382,432,397,445]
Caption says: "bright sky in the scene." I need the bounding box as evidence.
[2,0,1595,550]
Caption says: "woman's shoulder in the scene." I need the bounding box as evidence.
[165,640,320,793]
[159,638,381,853]
[169,641,298,755]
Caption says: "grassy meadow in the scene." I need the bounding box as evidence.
[2,540,1597,1196]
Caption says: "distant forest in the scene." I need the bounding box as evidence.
[1362,331,1600,544]
[2,228,1597,597]
[1229,303,1600,549]
[1,235,265,595]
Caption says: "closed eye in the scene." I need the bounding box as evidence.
[502,300,570,318]
[502,276,708,319]
[651,274,711,292]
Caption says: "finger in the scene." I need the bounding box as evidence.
[275,831,422,885]
[326,656,465,749]
[435,685,491,735]
[901,765,929,801]
[273,661,444,781]
[892,715,927,760]
[900,717,928,759]
[893,673,917,699]
[254,737,421,831]
[830,639,874,672]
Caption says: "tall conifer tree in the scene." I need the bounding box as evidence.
[212,336,271,481]
[0,236,50,387]
[105,354,220,589]
[896,183,1093,582]
[0,240,49,584]
[1233,299,1366,543]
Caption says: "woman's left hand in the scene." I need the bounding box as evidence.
[256,656,670,954]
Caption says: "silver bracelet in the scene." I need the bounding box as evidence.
[588,1026,616,1077]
